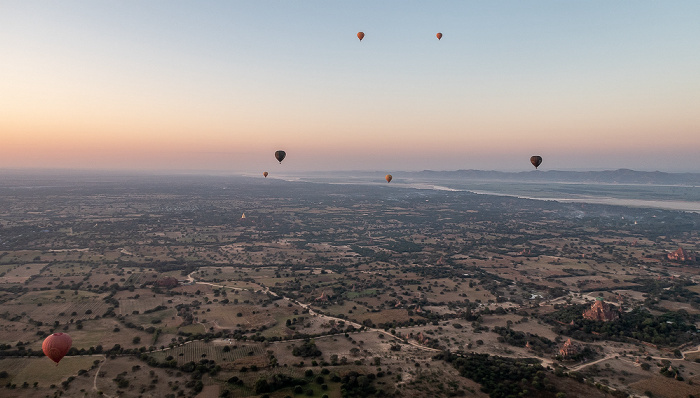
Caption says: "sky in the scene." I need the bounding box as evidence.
[1,1,699,173]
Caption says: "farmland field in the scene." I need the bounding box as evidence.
[0,356,98,388]
[150,340,267,365]
[60,318,154,350]
[0,262,46,283]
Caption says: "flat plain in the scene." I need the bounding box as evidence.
[0,172,699,397]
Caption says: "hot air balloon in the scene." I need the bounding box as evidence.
[357,32,365,41]
[530,156,543,169]
[263,172,268,178]
[275,150,286,164]
[385,174,392,183]
[42,333,72,364]
[436,32,443,40]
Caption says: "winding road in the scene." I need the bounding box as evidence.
[92,355,115,398]
[185,271,440,352]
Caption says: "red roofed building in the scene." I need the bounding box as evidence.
[582,298,619,322]
[668,246,696,262]
[559,338,579,358]
[315,291,331,302]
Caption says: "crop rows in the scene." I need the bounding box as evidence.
[151,341,266,365]
[124,272,153,286]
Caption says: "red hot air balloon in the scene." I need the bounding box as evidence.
[357,32,365,41]
[436,32,443,40]
[263,172,268,178]
[43,333,72,364]
[530,156,543,169]
[385,174,392,183]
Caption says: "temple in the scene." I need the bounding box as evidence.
[668,246,696,262]
[582,298,619,322]
[559,338,579,358]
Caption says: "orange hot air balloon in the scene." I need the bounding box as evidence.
[357,32,365,41]
[385,174,392,183]
[42,333,72,364]
[263,172,268,178]
[436,32,443,40]
[274,150,286,164]
[530,156,543,169]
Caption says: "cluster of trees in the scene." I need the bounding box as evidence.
[492,326,555,353]
[0,342,44,358]
[253,374,309,394]
[659,364,684,381]
[631,278,700,306]
[547,306,699,346]
[0,342,123,359]
[292,340,322,358]
[143,305,168,314]
[436,352,554,398]
[340,371,378,398]
[376,317,429,330]
[382,239,423,253]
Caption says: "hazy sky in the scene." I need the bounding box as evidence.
[2,1,699,173]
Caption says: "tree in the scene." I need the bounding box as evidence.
[254,378,270,394]
[292,340,322,358]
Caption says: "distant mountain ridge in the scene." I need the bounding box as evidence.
[411,169,700,185]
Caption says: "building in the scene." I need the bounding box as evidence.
[315,291,331,302]
[559,338,579,358]
[582,298,619,322]
[668,246,696,262]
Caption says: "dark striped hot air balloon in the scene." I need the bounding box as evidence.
[275,150,286,164]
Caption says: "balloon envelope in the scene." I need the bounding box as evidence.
[275,150,286,164]
[263,172,268,178]
[357,32,364,41]
[436,32,442,40]
[42,333,72,364]
[385,174,392,183]
[530,156,543,169]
